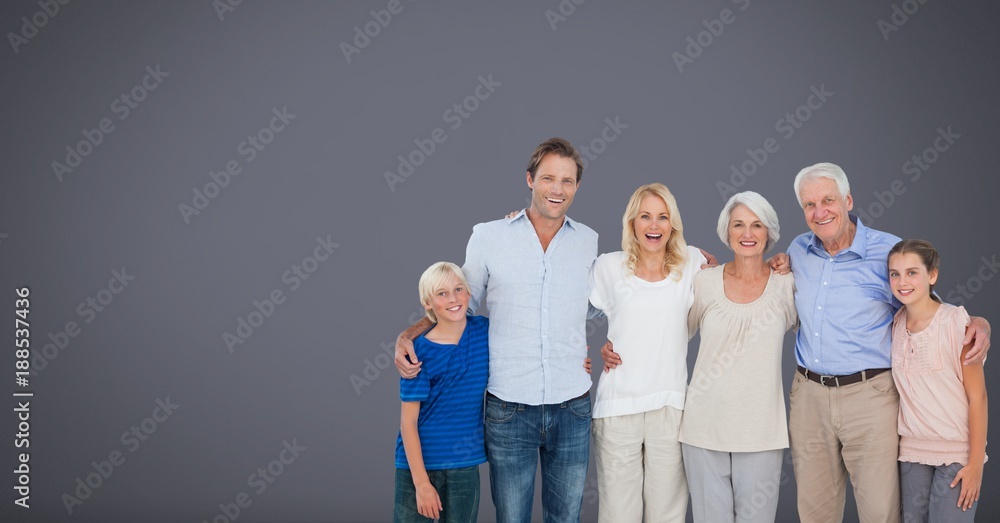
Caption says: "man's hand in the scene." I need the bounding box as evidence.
[601,340,621,372]
[767,253,791,275]
[505,210,518,219]
[584,357,592,374]
[699,248,719,270]
[395,334,421,378]
[963,316,991,364]
[395,317,433,378]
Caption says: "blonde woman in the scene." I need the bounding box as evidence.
[589,183,706,522]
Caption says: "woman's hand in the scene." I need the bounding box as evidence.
[699,248,719,269]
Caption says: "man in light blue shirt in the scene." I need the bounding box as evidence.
[462,207,595,406]
[396,138,597,522]
[787,162,991,523]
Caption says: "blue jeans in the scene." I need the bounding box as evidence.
[485,392,591,523]
[394,465,480,523]
[900,461,977,523]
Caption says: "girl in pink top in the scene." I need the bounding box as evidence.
[888,239,988,521]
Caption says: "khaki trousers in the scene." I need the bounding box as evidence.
[788,370,902,523]
[592,406,687,523]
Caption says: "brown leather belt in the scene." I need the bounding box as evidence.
[797,365,890,387]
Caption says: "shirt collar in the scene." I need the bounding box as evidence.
[507,209,577,230]
[807,214,867,258]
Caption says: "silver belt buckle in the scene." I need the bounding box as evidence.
[820,375,839,386]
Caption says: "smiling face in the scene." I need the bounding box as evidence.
[526,153,579,223]
[424,273,469,325]
[888,251,938,306]
[632,194,672,255]
[798,177,854,248]
[727,204,768,258]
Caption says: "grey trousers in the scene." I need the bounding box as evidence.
[900,461,977,523]
[681,443,784,523]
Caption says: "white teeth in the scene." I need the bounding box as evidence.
[646,234,662,239]
[817,218,834,225]
[740,241,756,245]
[446,305,462,311]
[546,198,564,203]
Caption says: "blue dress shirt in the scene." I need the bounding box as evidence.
[790,214,902,375]
[463,210,597,405]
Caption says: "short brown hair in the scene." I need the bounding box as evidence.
[526,137,584,182]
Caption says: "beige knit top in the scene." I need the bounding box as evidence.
[679,264,797,452]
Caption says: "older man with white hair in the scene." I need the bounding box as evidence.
[787,162,991,523]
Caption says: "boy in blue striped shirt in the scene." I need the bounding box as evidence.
[394,262,489,522]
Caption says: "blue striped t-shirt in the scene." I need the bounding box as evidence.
[394,315,489,470]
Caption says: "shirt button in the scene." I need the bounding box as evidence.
[817,306,822,310]
[543,308,547,312]
[543,334,548,338]
[814,332,819,336]
[815,359,819,363]
[823,282,828,285]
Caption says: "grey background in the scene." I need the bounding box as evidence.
[1,1,998,521]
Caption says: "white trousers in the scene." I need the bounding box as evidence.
[592,406,688,523]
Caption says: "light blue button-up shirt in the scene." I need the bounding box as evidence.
[463,210,597,405]
[790,215,902,375]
